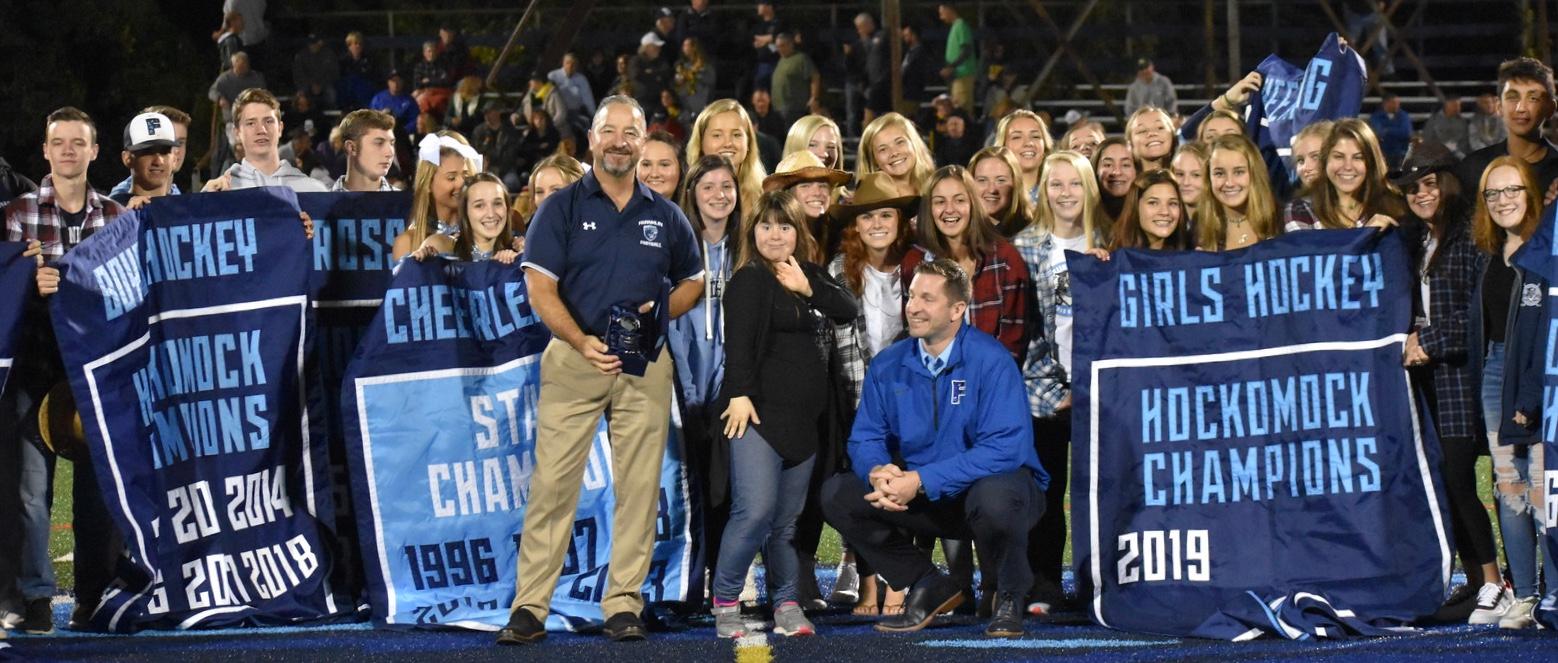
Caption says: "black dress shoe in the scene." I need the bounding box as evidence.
[495,609,546,646]
[985,592,1024,637]
[602,611,648,641]
[874,573,966,633]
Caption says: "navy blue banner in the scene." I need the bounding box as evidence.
[1248,33,1367,158]
[51,188,350,631]
[299,191,410,605]
[1070,230,1451,639]
[340,259,692,630]
[0,241,32,396]
[1512,206,1558,627]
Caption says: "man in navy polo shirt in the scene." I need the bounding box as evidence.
[822,258,1047,639]
[499,95,704,645]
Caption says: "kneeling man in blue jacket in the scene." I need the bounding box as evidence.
[822,258,1049,638]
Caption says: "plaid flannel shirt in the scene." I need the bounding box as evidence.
[1012,225,1070,419]
[1418,225,1481,439]
[4,174,124,258]
[900,240,1029,363]
[827,255,872,409]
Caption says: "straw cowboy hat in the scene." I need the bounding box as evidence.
[762,150,851,192]
[826,172,921,221]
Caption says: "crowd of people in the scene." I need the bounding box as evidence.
[1,0,1556,647]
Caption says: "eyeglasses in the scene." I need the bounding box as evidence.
[1482,185,1527,202]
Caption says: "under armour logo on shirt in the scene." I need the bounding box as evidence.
[582,222,597,230]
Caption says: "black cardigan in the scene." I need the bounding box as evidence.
[717,261,859,462]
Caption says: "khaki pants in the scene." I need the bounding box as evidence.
[511,338,674,619]
[950,75,976,115]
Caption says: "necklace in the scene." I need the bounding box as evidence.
[1227,216,1251,244]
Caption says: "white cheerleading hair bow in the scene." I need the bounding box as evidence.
[418,133,484,174]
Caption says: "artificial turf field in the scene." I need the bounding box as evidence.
[13,455,1558,662]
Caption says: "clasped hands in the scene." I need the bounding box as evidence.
[865,464,921,512]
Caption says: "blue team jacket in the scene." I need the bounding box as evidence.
[848,323,1049,500]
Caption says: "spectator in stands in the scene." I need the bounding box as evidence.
[631,33,674,118]
[1422,97,1470,158]
[7,107,126,636]
[586,49,615,104]
[848,13,891,130]
[210,52,266,123]
[1125,58,1177,117]
[204,88,328,192]
[437,26,469,80]
[1456,58,1558,195]
[899,24,936,118]
[748,88,788,148]
[1369,92,1413,169]
[110,106,189,204]
[282,89,328,143]
[1468,91,1506,153]
[678,0,719,59]
[517,108,563,179]
[521,72,572,142]
[447,75,484,136]
[111,111,179,208]
[652,7,679,66]
[750,1,784,91]
[278,127,333,188]
[771,32,822,125]
[293,34,340,109]
[216,11,244,72]
[339,31,379,111]
[652,90,688,142]
[611,53,634,98]
[933,112,979,169]
[332,109,398,191]
[675,38,716,119]
[412,40,454,116]
[937,4,979,115]
[413,113,442,152]
[214,0,268,70]
[551,52,599,131]
[372,71,420,144]
[474,101,522,189]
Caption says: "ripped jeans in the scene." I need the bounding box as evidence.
[1482,341,1556,598]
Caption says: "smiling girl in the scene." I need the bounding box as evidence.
[1196,134,1278,251]
[688,99,767,221]
[857,112,935,197]
[1282,119,1405,232]
[969,146,1035,238]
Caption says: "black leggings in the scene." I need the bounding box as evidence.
[1440,435,1498,582]
[1028,415,1070,587]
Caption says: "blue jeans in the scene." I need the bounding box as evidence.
[1482,341,1554,597]
[9,386,56,601]
[712,427,814,605]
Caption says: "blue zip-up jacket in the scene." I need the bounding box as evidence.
[1467,250,1548,445]
[848,322,1048,500]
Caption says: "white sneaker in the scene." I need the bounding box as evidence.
[740,564,759,605]
[1499,596,1539,629]
[1469,582,1514,625]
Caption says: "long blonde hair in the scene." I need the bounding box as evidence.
[857,112,934,194]
[1196,133,1278,250]
[687,99,767,220]
[994,109,1055,178]
[1034,150,1103,249]
[782,115,843,169]
[406,129,478,250]
[968,145,1035,237]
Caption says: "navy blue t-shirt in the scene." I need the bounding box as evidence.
[522,170,703,338]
